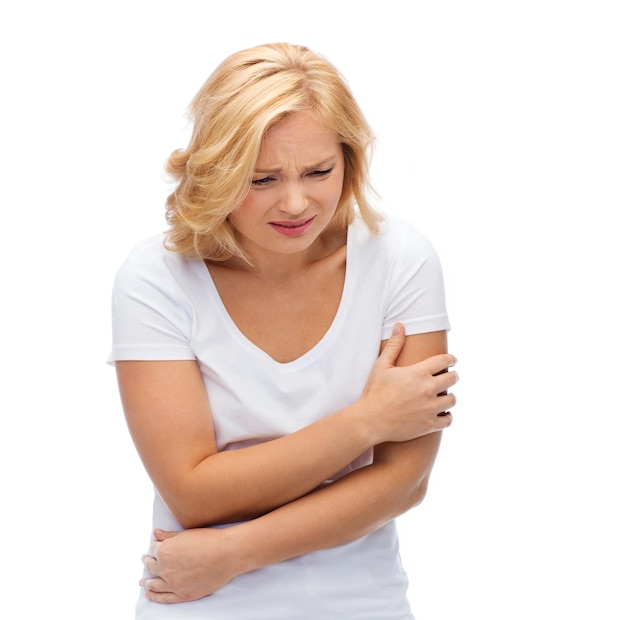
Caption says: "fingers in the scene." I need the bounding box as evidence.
[141,576,167,593]
[141,557,175,601]
[434,368,459,394]
[436,391,457,416]
[148,539,162,558]
[153,528,179,542]
[142,554,160,576]
[432,360,457,427]
[436,411,453,428]
[423,354,458,405]
[422,353,457,376]
[141,577,184,604]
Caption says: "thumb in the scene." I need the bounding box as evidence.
[378,322,406,367]
[154,528,180,541]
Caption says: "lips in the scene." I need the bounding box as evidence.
[268,216,316,236]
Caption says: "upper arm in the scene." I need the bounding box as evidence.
[115,360,218,512]
[382,330,448,364]
[111,243,218,515]
[373,330,449,499]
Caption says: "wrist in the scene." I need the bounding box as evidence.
[228,509,317,573]
[347,397,383,447]
[227,520,274,574]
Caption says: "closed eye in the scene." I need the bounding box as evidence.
[308,167,334,178]
[251,176,275,186]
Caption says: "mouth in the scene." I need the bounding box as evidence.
[268,216,316,236]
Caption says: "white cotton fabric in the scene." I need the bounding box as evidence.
[109,215,450,619]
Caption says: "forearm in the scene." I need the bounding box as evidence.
[120,360,391,530]
[123,329,455,529]
[180,400,377,526]
[163,339,454,528]
[232,431,443,574]
[140,331,456,604]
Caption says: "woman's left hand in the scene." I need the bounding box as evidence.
[140,527,243,603]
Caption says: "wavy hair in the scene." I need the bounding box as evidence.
[164,42,382,260]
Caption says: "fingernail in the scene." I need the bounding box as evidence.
[392,323,401,335]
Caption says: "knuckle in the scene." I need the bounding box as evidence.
[161,567,175,583]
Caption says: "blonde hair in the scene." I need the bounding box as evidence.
[165,42,382,260]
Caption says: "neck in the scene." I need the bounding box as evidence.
[228,229,346,283]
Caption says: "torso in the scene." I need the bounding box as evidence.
[114,216,447,619]
[205,233,347,364]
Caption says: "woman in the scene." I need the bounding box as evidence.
[109,42,458,619]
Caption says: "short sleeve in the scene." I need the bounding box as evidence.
[381,220,451,340]
[107,237,196,364]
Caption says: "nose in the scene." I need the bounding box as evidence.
[278,180,308,215]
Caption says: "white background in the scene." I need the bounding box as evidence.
[2,1,624,618]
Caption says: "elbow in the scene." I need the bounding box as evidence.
[403,475,431,512]
[158,470,246,528]
[411,478,429,507]
[169,500,234,529]
[175,510,208,530]
[163,496,207,529]
[158,483,220,528]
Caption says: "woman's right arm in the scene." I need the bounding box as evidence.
[116,324,455,528]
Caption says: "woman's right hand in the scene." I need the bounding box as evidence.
[359,322,458,444]
[141,527,245,603]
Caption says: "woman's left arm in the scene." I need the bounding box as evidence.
[142,330,454,603]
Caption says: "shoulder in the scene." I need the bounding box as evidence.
[114,234,200,290]
[350,214,439,265]
[357,215,450,337]
[111,234,207,326]
[109,235,199,361]
[118,234,174,272]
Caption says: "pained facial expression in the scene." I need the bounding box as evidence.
[229,112,345,260]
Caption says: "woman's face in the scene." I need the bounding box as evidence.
[229,112,345,262]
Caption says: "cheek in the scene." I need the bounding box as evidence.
[235,193,269,220]
[326,177,345,205]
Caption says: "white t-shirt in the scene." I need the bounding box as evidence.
[109,215,450,619]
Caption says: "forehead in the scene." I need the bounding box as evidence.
[256,112,341,167]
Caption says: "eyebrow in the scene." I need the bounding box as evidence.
[253,157,337,174]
